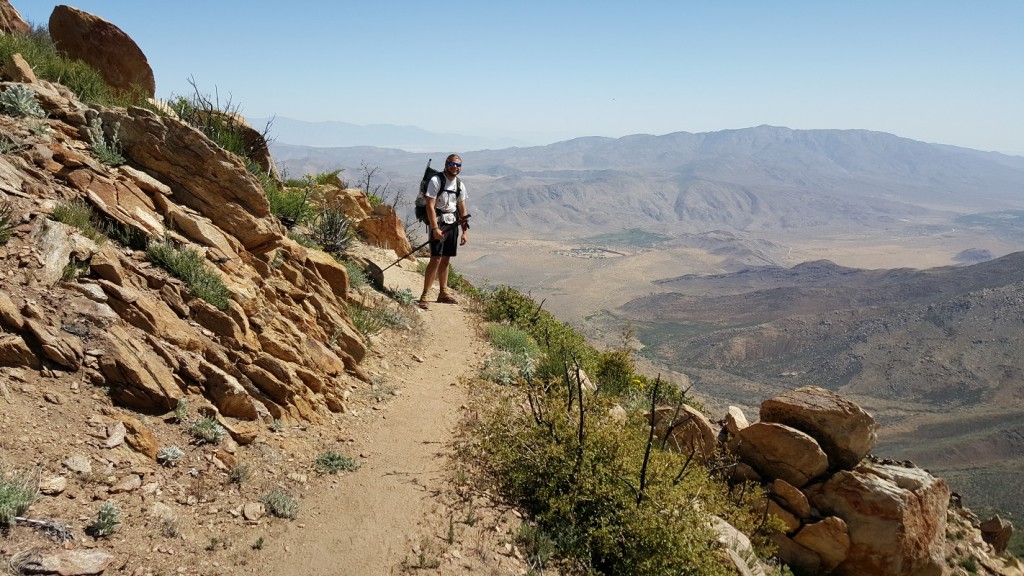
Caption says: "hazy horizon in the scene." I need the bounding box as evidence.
[13,1,1024,157]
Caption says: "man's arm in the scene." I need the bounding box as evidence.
[426,196,442,239]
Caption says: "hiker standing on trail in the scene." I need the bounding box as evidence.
[419,153,469,309]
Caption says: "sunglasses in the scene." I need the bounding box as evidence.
[447,161,462,167]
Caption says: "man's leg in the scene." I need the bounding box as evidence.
[421,256,441,302]
[437,256,452,296]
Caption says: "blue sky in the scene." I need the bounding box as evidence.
[13,1,1024,155]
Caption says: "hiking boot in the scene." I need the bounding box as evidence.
[437,293,459,304]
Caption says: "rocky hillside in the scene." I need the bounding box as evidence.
[1,4,1022,575]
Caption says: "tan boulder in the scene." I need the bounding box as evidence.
[793,516,850,573]
[2,52,37,84]
[736,422,829,488]
[0,0,29,35]
[28,217,98,287]
[649,404,718,462]
[117,415,159,460]
[771,478,811,519]
[760,386,877,471]
[765,498,801,534]
[356,204,414,260]
[0,333,40,369]
[198,358,258,420]
[724,405,749,437]
[97,325,181,411]
[48,5,156,98]
[24,317,83,370]
[771,532,821,576]
[325,187,373,220]
[807,460,950,576]
[980,515,1013,554]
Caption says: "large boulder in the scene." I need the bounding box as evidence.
[760,386,878,471]
[356,203,414,261]
[0,0,29,35]
[806,460,950,576]
[736,422,829,488]
[649,404,718,463]
[48,5,155,98]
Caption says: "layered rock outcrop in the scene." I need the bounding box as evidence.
[718,386,1018,576]
[0,33,382,437]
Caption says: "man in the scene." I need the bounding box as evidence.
[419,153,469,309]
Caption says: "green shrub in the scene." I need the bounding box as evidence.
[484,285,594,380]
[348,300,410,337]
[0,84,45,118]
[0,200,15,245]
[146,241,231,310]
[342,260,368,290]
[229,464,250,485]
[477,382,773,575]
[261,488,298,519]
[265,180,316,227]
[51,200,106,244]
[480,350,534,386]
[87,501,120,538]
[310,205,353,254]
[85,116,126,166]
[166,81,266,160]
[287,230,320,250]
[0,468,36,526]
[517,521,557,571]
[314,451,358,474]
[486,324,542,358]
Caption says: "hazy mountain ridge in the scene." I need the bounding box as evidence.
[271,125,1024,240]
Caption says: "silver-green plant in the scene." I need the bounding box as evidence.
[261,488,298,519]
[392,288,416,306]
[156,445,185,467]
[87,501,120,538]
[314,451,358,474]
[0,468,36,526]
[86,116,126,166]
[173,397,189,423]
[0,85,45,118]
[188,416,225,445]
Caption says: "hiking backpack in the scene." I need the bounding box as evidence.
[415,159,462,223]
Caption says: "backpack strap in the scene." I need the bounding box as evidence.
[436,175,462,199]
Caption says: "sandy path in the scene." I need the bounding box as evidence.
[249,257,491,575]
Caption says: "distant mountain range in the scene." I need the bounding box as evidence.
[270,125,1024,241]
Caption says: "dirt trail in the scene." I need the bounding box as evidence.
[246,253,494,575]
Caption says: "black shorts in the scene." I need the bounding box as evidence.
[428,222,460,257]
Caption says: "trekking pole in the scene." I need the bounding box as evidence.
[378,214,471,274]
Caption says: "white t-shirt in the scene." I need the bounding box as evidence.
[426,175,466,215]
